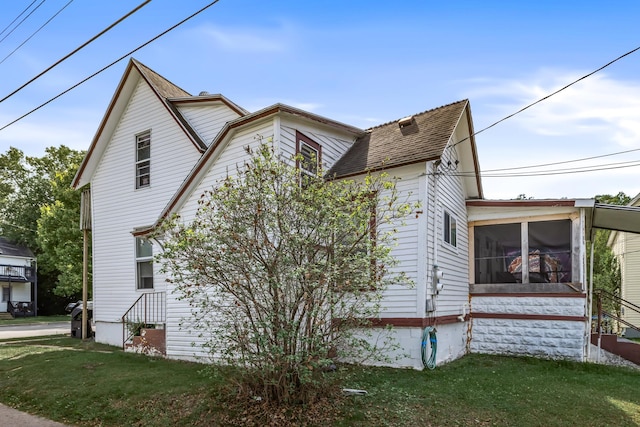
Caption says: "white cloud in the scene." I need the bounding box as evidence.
[192,23,292,53]
[468,70,640,148]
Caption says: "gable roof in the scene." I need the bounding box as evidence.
[133,103,365,236]
[327,100,470,178]
[73,58,238,189]
[0,237,33,258]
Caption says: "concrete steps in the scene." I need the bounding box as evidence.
[591,333,640,365]
[0,312,13,320]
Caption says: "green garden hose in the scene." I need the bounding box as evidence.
[421,326,437,370]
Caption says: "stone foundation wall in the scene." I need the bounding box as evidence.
[470,295,587,361]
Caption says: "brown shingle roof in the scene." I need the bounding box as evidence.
[327,99,468,178]
[133,59,191,98]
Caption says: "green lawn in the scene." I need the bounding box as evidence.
[0,315,70,325]
[0,336,639,426]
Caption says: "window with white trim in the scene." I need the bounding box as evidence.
[296,131,321,177]
[444,211,457,247]
[136,131,151,188]
[473,219,572,284]
[1,286,8,302]
[136,238,153,289]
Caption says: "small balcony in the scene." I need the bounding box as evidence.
[0,265,35,282]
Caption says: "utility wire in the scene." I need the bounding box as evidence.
[0,0,38,38]
[444,160,640,178]
[452,44,640,149]
[0,0,74,66]
[0,0,47,45]
[0,0,222,132]
[480,147,640,173]
[0,0,151,105]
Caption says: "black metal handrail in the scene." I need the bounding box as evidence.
[122,292,165,349]
[8,301,34,317]
[594,288,640,335]
[0,265,35,281]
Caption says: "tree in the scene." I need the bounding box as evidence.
[158,143,415,404]
[37,163,88,297]
[0,146,87,312]
[591,192,630,322]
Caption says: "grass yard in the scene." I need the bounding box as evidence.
[0,336,639,426]
[0,315,70,325]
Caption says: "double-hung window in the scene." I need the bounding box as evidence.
[444,211,457,247]
[136,238,153,289]
[1,286,8,302]
[296,131,321,177]
[136,131,151,188]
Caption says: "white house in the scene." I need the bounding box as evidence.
[73,58,618,368]
[608,193,640,338]
[0,237,37,318]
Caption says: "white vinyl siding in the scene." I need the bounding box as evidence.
[91,78,202,328]
[280,121,354,171]
[619,233,640,326]
[427,146,470,318]
[177,104,242,145]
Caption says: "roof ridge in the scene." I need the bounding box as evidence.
[365,99,468,132]
[131,58,191,98]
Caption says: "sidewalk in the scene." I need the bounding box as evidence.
[0,404,69,426]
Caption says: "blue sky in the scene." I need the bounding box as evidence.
[0,0,639,200]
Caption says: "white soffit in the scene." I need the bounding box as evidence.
[592,203,640,234]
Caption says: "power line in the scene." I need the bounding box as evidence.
[0,0,47,46]
[0,0,151,105]
[480,147,640,173]
[0,0,38,38]
[442,159,640,178]
[452,44,640,149]
[0,0,74,67]
[0,0,223,133]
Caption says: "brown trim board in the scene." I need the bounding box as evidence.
[367,314,470,328]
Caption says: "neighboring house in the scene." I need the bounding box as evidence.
[0,237,37,318]
[73,58,626,368]
[608,193,640,337]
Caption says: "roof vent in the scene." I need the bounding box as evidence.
[198,91,210,96]
[398,116,414,128]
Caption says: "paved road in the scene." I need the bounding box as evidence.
[0,321,72,426]
[0,321,70,340]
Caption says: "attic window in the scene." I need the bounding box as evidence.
[398,116,414,129]
[296,131,321,177]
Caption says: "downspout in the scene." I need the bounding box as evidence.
[431,160,441,300]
